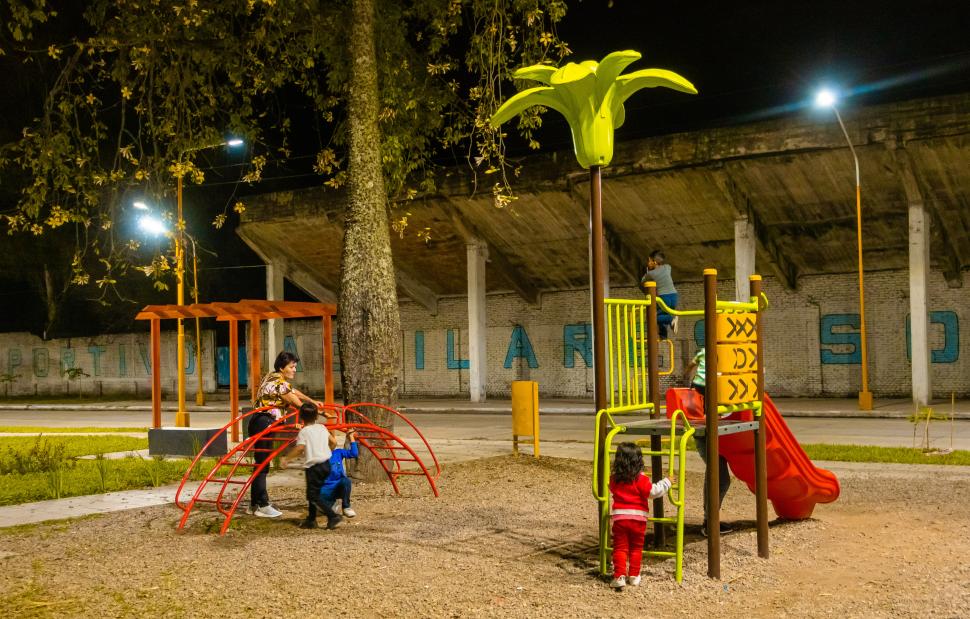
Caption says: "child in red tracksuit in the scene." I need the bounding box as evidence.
[608,442,672,589]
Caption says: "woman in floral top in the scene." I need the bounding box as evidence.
[248,351,331,518]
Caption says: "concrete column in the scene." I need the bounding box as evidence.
[266,261,286,366]
[467,240,488,402]
[909,204,932,406]
[734,217,756,301]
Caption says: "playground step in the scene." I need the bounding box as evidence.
[221,461,257,468]
[192,498,233,506]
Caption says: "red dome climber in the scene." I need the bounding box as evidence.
[174,402,441,535]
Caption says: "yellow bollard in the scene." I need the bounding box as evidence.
[511,381,540,458]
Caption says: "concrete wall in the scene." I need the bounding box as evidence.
[400,267,969,398]
[2,266,965,400]
[0,330,217,397]
[273,267,968,400]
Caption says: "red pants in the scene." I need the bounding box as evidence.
[612,518,647,579]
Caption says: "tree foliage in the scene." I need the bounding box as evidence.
[1,0,568,296]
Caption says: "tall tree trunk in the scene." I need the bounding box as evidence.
[340,0,402,480]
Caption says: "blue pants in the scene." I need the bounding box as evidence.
[320,477,352,509]
[658,292,678,338]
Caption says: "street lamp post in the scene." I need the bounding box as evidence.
[816,90,873,411]
[174,172,188,426]
[173,138,244,425]
[191,237,204,406]
[139,138,244,427]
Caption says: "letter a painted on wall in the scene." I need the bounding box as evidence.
[505,325,539,369]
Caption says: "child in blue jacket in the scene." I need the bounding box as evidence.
[320,428,359,518]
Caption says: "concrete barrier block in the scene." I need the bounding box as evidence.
[148,427,227,457]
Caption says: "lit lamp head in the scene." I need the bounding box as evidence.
[814,88,837,109]
[225,138,244,148]
[132,201,150,211]
[137,214,169,237]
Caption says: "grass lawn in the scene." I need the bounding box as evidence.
[0,426,147,434]
[0,394,138,403]
[802,443,970,466]
[0,435,213,506]
[679,439,970,466]
[0,435,148,460]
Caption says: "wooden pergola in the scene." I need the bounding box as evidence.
[135,300,337,440]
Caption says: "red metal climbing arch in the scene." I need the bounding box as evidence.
[174,403,441,535]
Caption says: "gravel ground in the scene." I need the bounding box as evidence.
[1,455,968,618]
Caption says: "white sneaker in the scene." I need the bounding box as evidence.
[609,576,626,589]
[343,507,357,518]
[253,504,282,518]
[628,575,641,586]
[670,316,679,335]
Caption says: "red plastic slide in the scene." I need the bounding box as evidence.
[665,388,840,519]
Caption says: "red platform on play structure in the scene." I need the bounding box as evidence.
[666,388,840,519]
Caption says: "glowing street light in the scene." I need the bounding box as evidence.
[814,88,837,108]
[815,87,872,411]
[137,214,169,236]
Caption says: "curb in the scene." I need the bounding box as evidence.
[2,403,968,420]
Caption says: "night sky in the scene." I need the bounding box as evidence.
[550,0,970,145]
[3,0,970,338]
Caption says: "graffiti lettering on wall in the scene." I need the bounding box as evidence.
[414,331,425,370]
[563,323,592,368]
[822,312,959,364]
[905,311,959,363]
[504,325,538,369]
[446,329,469,370]
[4,341,203,379]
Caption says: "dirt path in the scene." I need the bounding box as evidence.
[1,456,968,618]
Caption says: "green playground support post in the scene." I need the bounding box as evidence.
[646,281,666,548]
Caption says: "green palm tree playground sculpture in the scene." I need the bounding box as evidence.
[490,48,696,536]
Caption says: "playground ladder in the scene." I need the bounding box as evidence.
[593,408,694,582]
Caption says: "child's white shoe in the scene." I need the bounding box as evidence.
[343,507,357,518]
[609,576,626,589]
[628,575,641,586]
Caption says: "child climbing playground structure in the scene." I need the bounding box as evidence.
[593,272,839,581]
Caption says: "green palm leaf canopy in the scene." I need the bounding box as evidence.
[490,50,697,169]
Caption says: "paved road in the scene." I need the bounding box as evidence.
[1,407,968,450]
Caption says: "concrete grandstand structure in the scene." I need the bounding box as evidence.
[237,93,970,405]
